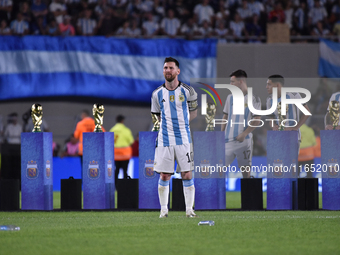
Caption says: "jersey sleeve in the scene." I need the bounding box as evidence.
[151,91,160,114]
[252,95,262,116]
[223,95,230,115]
[327,93,336,111]
[187,87,198,111]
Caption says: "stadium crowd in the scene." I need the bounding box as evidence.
[0,0,339,42]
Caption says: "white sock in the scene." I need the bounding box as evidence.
[183,179,195,212]
[158,179,169,211]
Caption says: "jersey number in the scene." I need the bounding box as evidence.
[243,150,251,160]
[186,152,193,163]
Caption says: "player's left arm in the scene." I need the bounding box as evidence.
[236,116,262,142]
[187,87,198,122]
[285,103,311,131]
[189,109,197,122]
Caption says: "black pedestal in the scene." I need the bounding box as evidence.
[0,179,20,211]
[117,179,139,209]
[1,144,21,180]
[241,178,263,210]
[61,177,82,210]
[172,179,185,211]
[298,178,319,210]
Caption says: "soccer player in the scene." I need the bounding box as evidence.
[325,91,340,130]
[221,70,262,178]
[151,57,198,218]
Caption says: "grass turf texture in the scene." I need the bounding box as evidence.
[0,210,339,255]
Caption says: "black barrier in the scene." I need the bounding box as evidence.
[1,144,21,180]
[298,178,319,210]
[117,178,139,209]
[61,177,82,210]
[0,179,20,211]
[172,179,185,211]
[241,178,263,210]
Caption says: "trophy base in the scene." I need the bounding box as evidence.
[94,128,103,133]
[32,128,42,133]
[205,127,215,132]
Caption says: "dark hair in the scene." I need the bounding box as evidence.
[230,69,247,78]
[164,57,179,68]
[268,74,284,86]
[116,115,125,123]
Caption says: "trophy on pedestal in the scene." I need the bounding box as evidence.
[93,104,105,133]
[329,101,340,130]
[205,102,216,132]
[151,113,160,132]
[31,104,43,132]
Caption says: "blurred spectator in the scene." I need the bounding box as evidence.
[21,1,32,23]
[237,0,252,21]
[180,18,199,40]
[298,124,316,178]
[65,0,81,17]
[160,9,180,37]
[229,12,248,40]
[10,12,29,35]
[59,15,75,35]
[268,1,285,23]
[4,113,22,144]
[248,0,265,17]
[116,20,130,35]
[333,19,340,40]
[31,0,48,20]
[53,141,60,157]
[0,19,11,35]
[285,0,294,29]
[61,134,79,157]
[126,0,143,21]
[31,15,46,34]
[131,133,139,157]
[142,12,159,37]
[129,19,141,37]
[109,0,128,7]
[97,8,117,36]
[112,0,128,25]
[46,19,60,35]
[215,0,230,27]
[141,0,154,13]
[95,0,110,19]
[294,2,309,35]
[77,9,97,35]
[49,0,67,24]
[214,20,229,43]
[151,0,165,23]
[311,20,331,37]
[331,0,340,22]
[308,0,328,26]
[246,14,263,41]
[0,0,12,22]
[174,0,190,23]
[198,19,213,37]
[193,0,214,25]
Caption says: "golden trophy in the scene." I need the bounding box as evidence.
[151,113,160,132]
[205,102,216,131]
[277,102,288,131]
[329,100,340,130]
[31,104,43,132]
[93,104,105,132]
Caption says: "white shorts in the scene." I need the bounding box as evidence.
[154,143,194,173]
[225,138,253,168]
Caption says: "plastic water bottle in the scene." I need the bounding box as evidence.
[0,225,20,231]
[198,221,215,226]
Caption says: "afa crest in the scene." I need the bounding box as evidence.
[179,92,185,102]
[144,159,156,178]
[88,160,100,179]
[327,158,339,178]
[26,160,38,179]
[46,160,51,179]
[107,160,113,178]
[273,159,284,178]
[199,160,211,178]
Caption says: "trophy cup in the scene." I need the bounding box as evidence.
[205,102,216,132]
[93,104,105,132]
[151,113,160,132]
[31,104,43,132]
[329,100,340,130]
[277,102,287,131]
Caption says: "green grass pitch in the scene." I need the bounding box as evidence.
[0,192,338,255]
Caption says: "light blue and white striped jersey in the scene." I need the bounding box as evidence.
[160,17,180,36]
[151,82,197,147]
[223,93,261,142]
[10,20,28,34]
[77,18,97,35]
[266,92,303,140]
[327,91,340,125]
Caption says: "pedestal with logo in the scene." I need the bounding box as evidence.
[83,132,114,209]
[21,132,53,210]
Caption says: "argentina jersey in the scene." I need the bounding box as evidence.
[327,92,340,125]
[151,82,197,147]
[266,92,303,140]
[223,93,261,142]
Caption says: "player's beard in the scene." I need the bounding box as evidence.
[164,73,176,82]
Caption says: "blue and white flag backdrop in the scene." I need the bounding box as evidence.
[0,36,216,103]
[318,39,340,78]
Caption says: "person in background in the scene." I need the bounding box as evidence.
[110,115,134,186]
[4,113,22,144]
[61,134,79,157]
[74,110,96,157]
[59,15,75,36]
[131,133,139,157]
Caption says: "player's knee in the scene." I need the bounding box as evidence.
[160,173,171,181]
[181,171,192,180]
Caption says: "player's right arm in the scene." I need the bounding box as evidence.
[221,114,228,132]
